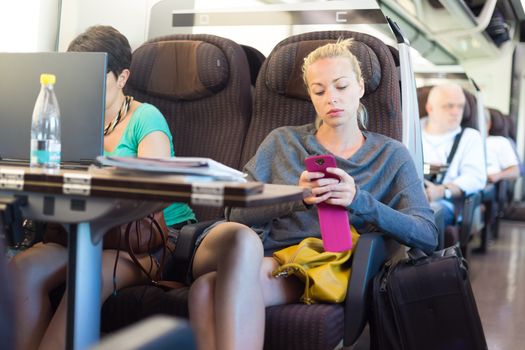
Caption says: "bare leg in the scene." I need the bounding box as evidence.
[259,257,303,307]
[189,222,304,350]
[9,243,68,350]
[188,272,217,350]
[189,222,264,350]
[38,250,157,350]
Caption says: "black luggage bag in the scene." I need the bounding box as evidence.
[370,245,487,350]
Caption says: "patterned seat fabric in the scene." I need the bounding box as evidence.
[240,30,401,168]
[101,33,254,332]
[126,34,253,221]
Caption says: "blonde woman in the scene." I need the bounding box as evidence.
[188,39,438,350]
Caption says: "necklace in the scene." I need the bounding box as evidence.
[104,95,133,136]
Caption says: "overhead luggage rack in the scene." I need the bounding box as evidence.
[380,0,518,61]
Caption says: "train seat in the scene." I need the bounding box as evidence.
[461,88,479,129]
[488,108,509,137]
[243,30,402,350]
[240,44,266,87]
[125,33,253,222]
[486,108,522,234]
[100,33,254,328]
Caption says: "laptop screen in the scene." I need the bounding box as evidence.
[0,52,107,165]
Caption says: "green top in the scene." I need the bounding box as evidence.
[104,103,196,226]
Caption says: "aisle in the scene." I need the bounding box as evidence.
[469,220,525,350]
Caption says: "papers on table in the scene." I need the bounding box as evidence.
[96,156,247,182]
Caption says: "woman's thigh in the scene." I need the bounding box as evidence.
[260,257,303,307]
[101,250,158,294]
[9,242,68,291]
[192,222,263,279]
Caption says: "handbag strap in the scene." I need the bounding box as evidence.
[126,214,168,284]
[109,214,169,295]
[407,247,427,261]
[436,128,465,185]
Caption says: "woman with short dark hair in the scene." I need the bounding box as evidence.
[9,25,195,350]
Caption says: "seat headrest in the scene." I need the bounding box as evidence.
[462,89,476,128]
[129,40,229,101]
[490,113,504,133]
[265,39,381,100]
[489,108,507,136]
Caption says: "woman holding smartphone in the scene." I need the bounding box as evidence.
[187,39,438,350]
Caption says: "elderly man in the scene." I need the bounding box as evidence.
[422,83,486,225]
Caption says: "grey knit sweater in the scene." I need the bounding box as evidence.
[227,124,438,254]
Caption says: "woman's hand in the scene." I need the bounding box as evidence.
[299,167,356,207]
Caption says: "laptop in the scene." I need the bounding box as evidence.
[0,52,107,168]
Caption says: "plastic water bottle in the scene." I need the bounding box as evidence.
[30,73,61,170]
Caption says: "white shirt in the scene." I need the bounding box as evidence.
[421,122,486,198]
[486,135,519,175]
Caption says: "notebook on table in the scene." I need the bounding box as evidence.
[0,52,107,169]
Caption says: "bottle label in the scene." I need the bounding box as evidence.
[30,139,61,167]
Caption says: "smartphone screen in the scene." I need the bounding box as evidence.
[304,154,353,252]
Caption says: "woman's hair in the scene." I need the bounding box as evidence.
[302,38,368,129]
[67,25,131,78]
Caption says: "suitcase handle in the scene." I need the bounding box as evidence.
[408,244,462,260]
[408,245,469,279]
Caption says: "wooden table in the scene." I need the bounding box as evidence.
[0,165,306,350]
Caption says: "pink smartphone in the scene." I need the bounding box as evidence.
[304,154,353,252]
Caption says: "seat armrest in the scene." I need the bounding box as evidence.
[505,179,516,206]
[166,220,218,283]
[91,315,195,350]
[459,191,482,247]
[343,233,401,346]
